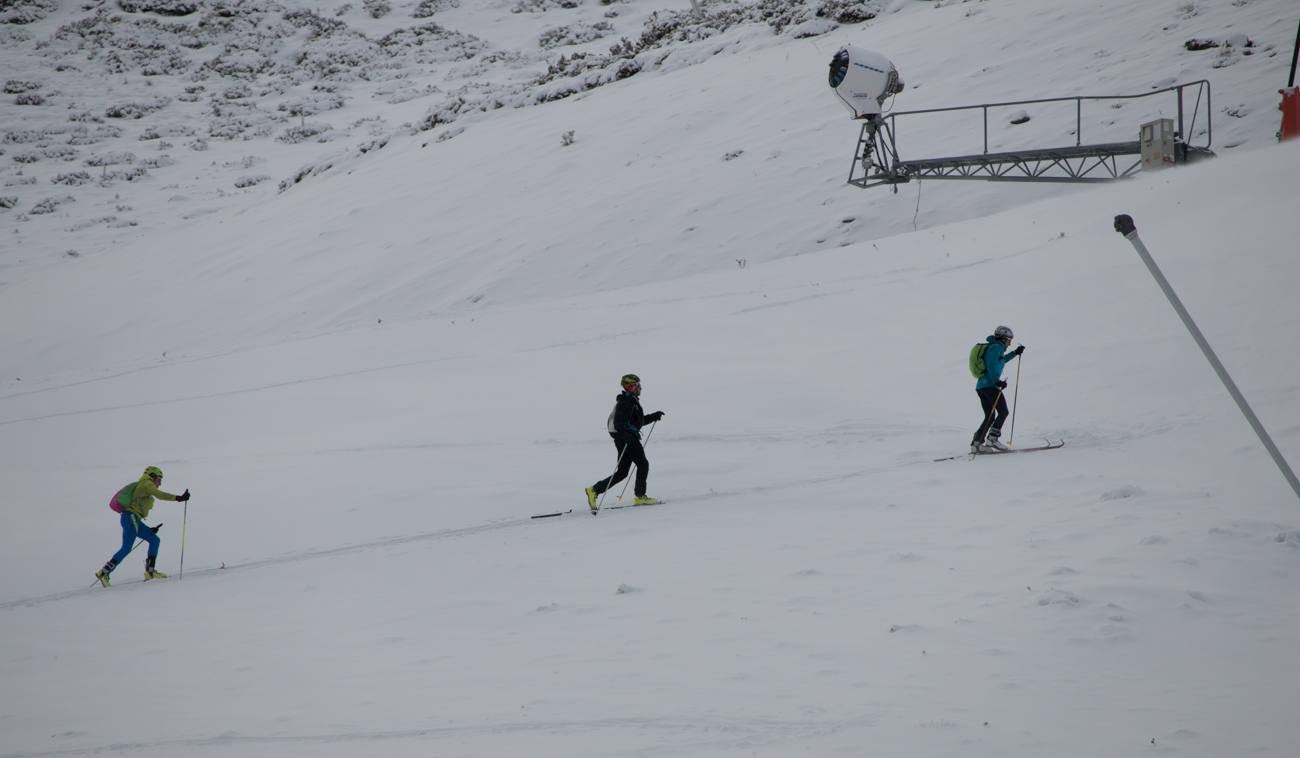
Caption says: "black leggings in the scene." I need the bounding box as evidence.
[973,386,1009,444]
[592,436,649,498]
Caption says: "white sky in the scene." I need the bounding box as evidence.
[2,1,1299,756]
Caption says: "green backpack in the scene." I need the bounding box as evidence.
[968,342,990,378]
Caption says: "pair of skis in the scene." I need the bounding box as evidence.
[531,500,666,520]
[933,439,1064,462]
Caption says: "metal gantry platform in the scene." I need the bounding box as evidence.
[849,81,1214,189]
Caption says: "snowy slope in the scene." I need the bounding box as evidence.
[2,0,1295,375]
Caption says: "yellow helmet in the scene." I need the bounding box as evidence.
[143,466,163,481]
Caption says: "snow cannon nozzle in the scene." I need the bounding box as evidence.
[1113,214,1137,237]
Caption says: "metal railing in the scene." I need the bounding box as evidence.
[848,80,1213,188]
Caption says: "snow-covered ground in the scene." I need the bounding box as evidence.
[2,1,1299,756]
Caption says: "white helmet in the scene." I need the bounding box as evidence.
[994,325,1014,340]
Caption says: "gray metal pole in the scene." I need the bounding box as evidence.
[1113,214,1300,503]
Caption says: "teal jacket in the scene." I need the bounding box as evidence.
[975,337,1020,390]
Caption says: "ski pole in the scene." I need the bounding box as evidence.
[594,442,631,513]
[1009,358,1022,443]
[616,421,657,502]
[1115,214,1300,505]
[179,498,188,581]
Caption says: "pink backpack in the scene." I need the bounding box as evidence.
[110,482,136,513]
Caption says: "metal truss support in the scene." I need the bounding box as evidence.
[847,80,1213,189]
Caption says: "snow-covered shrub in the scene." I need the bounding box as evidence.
[233,174,269,187]
[539,20,614,49]
[415,96,469,131]
[177,84,205,102]
[815,0,877,24]
[117,0,199,15]
[277,122,333,143]
[3,129,47,143]
[411,0,457,18]
[363,0,390,19]
[512,0,581,12]
[560,129,575,146]
[208,118,253,139]
[3,79,40,93]
[66,129,99,146]
[222,83,253,99]
[139,127,162,140]
[138,155,175,168]
[11,151,40,163]
[378,24,488,65]
[205,49,276,78]
[105,98,170,119]
[30,195,74,214]
[42,145,80,160]
[0,0,58,24]
[51,170,93,185]
[283,14,379,81]
[67,125,121,145]
[280,92,347,117]
[0,196,16,209]
[85,150,136,166]
[14,92,44,105]
[277,158,335,192]
[101,166,149,182]
[68,110,105,123]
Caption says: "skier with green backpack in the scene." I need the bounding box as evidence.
[94,466,190,587]
[969,325,1025,453]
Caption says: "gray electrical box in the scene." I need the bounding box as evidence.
[1140,118,1177,170]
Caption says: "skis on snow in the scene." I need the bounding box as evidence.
[933,439,1065,462]
[531,501,666,520]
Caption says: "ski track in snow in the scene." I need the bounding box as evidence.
[0,713,873,758]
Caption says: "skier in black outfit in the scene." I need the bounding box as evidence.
[584,374,665,512]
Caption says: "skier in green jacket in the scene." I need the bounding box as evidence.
[95,466,190,587]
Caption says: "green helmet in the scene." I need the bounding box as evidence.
[143,465,163,481]
[620,373,641,388]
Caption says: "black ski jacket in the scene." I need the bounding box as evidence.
[606,391,647,440]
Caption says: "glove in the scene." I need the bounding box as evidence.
[645,411,664,423]
[996,380,1008,389]
[1013,345,1026,356]
[176,489,191,502]
[149,523,163,535]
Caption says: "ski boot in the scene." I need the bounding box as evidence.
[94,563,114,588]
[143,556,168,581]
[585,486,599,513]
[633,495,660,506]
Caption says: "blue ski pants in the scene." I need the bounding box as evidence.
[111,512,159,564]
